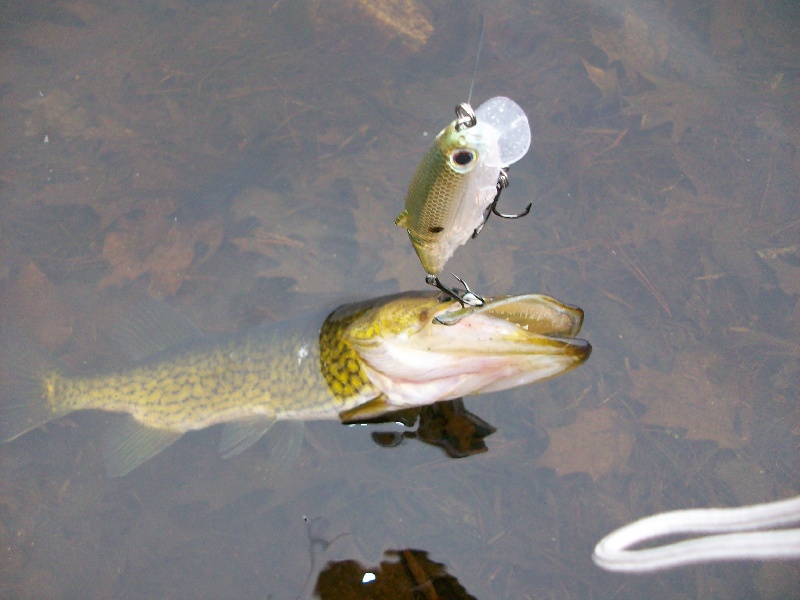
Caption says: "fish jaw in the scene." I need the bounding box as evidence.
[346,293,591,409]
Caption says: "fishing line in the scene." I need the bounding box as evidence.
[466,12,485,105]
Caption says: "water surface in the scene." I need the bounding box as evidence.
[1,0,799,598]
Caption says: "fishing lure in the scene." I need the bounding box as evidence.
[396,96,532,307]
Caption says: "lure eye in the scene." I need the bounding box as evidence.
[453,150,473,165]
[449,148,477,171]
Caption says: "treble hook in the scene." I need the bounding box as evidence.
[425,273,484,314]
[454,103,477,131]
[472,167,533,239]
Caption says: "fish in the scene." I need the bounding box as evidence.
[396,96,531,281]
[0,291,590,477]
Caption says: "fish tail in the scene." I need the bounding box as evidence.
[0,328,70,443]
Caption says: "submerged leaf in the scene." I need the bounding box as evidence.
[582,59,619,97]
[622,75,719,142]
[757,245,800,296]
[308,0,434,53]
[229,183,360,294]
[23,89,90,140]
[590,12,668,78]
[539,405,635,480]
[2,261,75,349]
[629,352,752,449]
[99,199,223,296]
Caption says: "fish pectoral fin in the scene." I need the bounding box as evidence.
[339,396,394,424]
[102,415,183,478]
[219,417,277,459]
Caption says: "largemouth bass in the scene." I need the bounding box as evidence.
[396,97,531,279]
[0,291,590,476]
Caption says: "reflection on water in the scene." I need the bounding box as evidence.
[314,548,477,599]
[369,399,498,459]
[1,0,798,598]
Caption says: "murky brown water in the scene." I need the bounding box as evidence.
[1,0,798,598]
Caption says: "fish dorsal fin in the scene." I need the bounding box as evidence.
[394,209,409,228]
[102,415,183,477]
[219,416,277,459]
[339,395,393,424]
[112,299,205,361]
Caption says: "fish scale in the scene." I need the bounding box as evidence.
[47,317,376,431]
[319,304,377,402]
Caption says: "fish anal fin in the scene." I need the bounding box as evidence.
[251,421,305,473]
[112,299,205,361]
[101,415,182,477]
[339,396,394,424]
[219,416,276,459]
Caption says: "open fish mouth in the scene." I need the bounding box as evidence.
[346,293,591,408]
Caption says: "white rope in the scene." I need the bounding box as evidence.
[593,495,800,573]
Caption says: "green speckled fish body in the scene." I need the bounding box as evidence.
[53,313,373,431]
[1,291,590,476]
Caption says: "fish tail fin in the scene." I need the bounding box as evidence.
[0,328,70,443]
